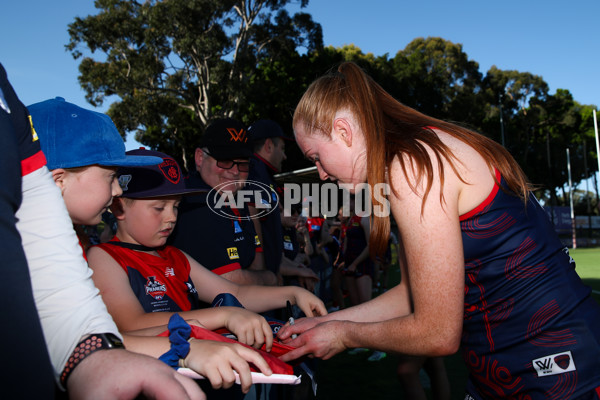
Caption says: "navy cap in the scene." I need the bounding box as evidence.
[28,97,161,169]
[248,119,293,142]
[118,149,207,198]
[199,118,253,160]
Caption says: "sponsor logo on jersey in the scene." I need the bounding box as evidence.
[165,267,175,277]
[233,220,242,234]
[254,235,261,246]
[186,282,198,294]
[227,247,239,259]
[532,350,576,377]
[28,116,39,141]
[145,276,167,300]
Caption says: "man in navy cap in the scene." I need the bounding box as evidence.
[171,118,277,286]
[247,120,288,277]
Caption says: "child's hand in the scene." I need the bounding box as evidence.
[224,308,273,352]
[185,339,272,394]
[292,288,328,317]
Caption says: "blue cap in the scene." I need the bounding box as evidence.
[28,97,162,170]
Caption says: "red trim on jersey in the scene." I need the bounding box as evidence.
[255,247,264,253]
[459,169,502,222]
[212,262,242,275]
[253,153,277,173]
[21,150,47,176]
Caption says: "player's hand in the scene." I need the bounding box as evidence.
[185,339,272,393]
[277,315,322,343]
[291,288,327,317]
[67,349,205,400]
[278,320,348,362]
[224,307,273,352]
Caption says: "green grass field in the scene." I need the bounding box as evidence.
[313,247,600,399]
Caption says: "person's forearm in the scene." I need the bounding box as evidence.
[338,312,460,357]
[119,308,232,333]
[236,285,302,312]
[223,268,278,286]
[16,167,120,380]
[279,255,304,276]
[321,283,411,323]
[121,334,171,358]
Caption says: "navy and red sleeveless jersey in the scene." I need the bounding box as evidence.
[460,170,600,399]
[343,215,373,272]
[94,238,200,313]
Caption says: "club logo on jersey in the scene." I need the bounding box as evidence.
[532,350,576,377]
[227,247,239,260]
[145,276,167,300]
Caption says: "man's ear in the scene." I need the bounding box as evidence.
[51,168,67,191]
[333,117,352,147]
[265,137,275,153]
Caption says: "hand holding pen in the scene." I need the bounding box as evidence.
[286,301,298,339]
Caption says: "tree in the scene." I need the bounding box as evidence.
[66,0,321,170]
[390,37,484,127]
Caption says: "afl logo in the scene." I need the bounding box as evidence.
[208,180,279,220]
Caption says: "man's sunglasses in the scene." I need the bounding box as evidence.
[203,149,250,172]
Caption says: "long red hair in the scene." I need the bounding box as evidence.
[293,62,530,258]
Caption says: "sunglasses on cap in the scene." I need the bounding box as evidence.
[203,149,250,172]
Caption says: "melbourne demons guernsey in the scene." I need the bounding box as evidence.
[95,238,200,313]
[460,170,600,399]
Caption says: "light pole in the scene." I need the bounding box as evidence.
[566,148,576,248]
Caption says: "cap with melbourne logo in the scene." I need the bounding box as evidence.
[28,97,162,170]
[118,148,207,198]
[199,118,252,160]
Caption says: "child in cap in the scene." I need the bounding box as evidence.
[87,148,327,392]
[28,98,268,394]
[28,97,162,250]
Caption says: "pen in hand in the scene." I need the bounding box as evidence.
[286,300,298,339]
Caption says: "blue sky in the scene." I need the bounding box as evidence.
[1,0,599,151]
